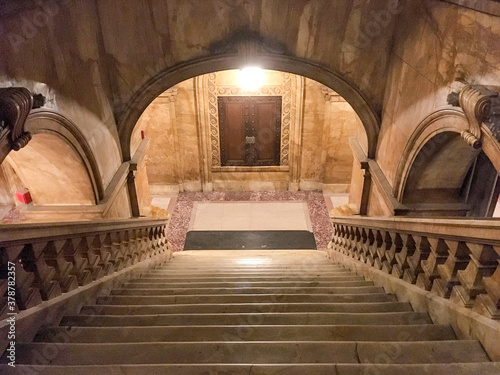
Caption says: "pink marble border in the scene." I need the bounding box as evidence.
[166,191,333,251]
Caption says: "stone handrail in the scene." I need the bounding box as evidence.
[0,219,171,319]
[329,216,500,319]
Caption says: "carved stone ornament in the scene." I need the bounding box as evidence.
[0,87,43,152]
[448,84,500,148]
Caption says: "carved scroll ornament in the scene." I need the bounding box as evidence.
[0,87,34,150]
[448,84,500,148]
[0,88,45,163]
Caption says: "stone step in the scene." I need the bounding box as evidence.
[110,286,385,296]
[96,292,397,305]
[7,341,489,365]
[138,275,362,282]
[146,270,353,277]
[36,324,456,343]
[81,301,414,315]
[123,280,373,288]
[60,312,431,326]
[3,363,499,375]
[155,265,346,271]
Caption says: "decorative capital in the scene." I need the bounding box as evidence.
[0,87,45,154]
[449,84,500,147]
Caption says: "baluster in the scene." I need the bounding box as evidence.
[392,234,416,279]
[91,235,114,276]
[121,230,136,265]
[451,243,499,307]
[15,245,43,310]
[338,225,349,256]
[473,247,500,319]
[352,227,362,260]
[375,231,393,273]
[76,237,104,281]
[370,230,385,269]
[365,229,377,266]
[43,241,78,293]
[61,239,92,286]
[135,229,147,259]
[151,227,162,256]
[403,236,432,284]
[141,228,151,259]
[432,240,470,298]
[358,228,368,263]
[417,238,449,291]
[383,232,402,274]
[109,232,126,270]
[30,242,61,300]
[129,229,141,262]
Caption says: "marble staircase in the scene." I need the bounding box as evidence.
[2,250,500,374]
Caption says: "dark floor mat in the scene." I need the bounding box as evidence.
[184,231,317,250]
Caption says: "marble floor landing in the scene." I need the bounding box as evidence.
[164,191,334,251]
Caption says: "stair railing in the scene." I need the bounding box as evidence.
[0,219,171,319]
[329,216,500,319]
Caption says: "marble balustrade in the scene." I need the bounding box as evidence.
[329,216,500,320]
[0,219,170,319]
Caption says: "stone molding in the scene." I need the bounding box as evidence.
[393,108,471,202]
[118,53,380,161]
[24,109,104,203]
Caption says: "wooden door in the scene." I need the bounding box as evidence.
[219,96,281,166]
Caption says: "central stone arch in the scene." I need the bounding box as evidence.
[118,52,381,161]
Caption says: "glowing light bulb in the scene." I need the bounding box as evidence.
[239,67,265,91]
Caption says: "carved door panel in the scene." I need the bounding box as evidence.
[219,96,281,166]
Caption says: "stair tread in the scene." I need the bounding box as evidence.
[110,286,384,295]
[36,324,456,342]
[60,311,431,326]
[81,301,413,314]
[3,363,499,375]
[7,341,489,365]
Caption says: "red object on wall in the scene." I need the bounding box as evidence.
[16,189,32,204]
[141,130,145,139]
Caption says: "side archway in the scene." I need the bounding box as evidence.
[118,54,380,161]
[394,108,500,217]
[24,110,104,203]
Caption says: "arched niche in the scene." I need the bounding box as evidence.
[394,108,500,217]
[6,133,96,206]
[118,54,380,161]
[24,110,104,202]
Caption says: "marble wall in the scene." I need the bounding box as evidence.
[5,134,95,206]
[1,0,396,178]
[2,0,499,220]
[134,71,360,194]
[374,0,500,214]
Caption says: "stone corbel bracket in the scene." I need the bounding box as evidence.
[0,87,45,161]
[448,84,500,148]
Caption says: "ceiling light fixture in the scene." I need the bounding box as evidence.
[239,67,265,91]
